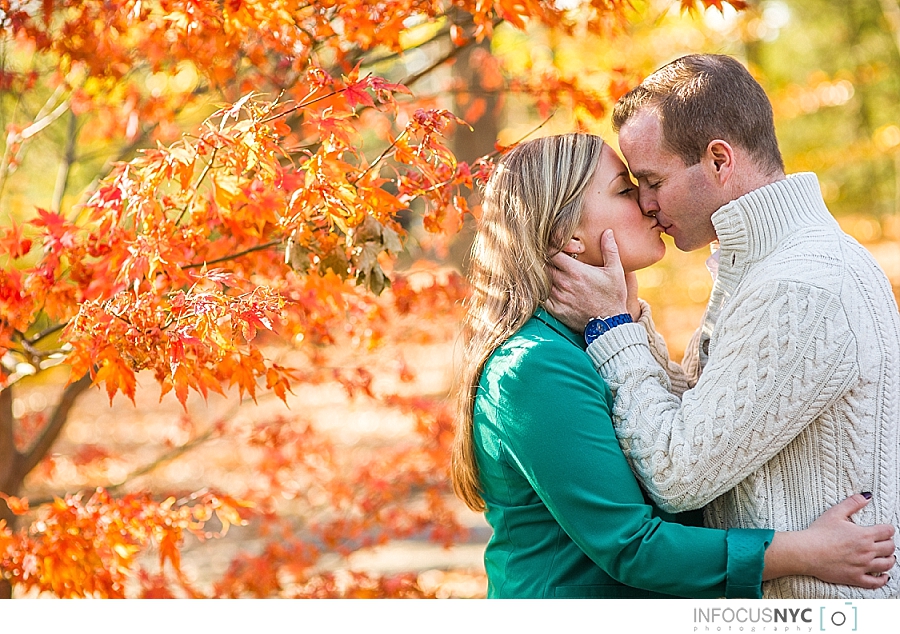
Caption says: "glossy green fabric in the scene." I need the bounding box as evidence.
[473,309,774,599]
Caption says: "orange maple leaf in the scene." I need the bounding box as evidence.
[93,354,137,405]
[0,493,30,515]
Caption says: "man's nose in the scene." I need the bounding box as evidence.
[639,189,658,216]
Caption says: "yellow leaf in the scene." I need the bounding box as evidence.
[113,543,137,560]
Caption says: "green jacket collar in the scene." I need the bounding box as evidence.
[533,307,586,351]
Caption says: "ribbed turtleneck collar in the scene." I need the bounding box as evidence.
[711,172,839,263]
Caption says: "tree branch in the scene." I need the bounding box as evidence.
[20,374,92,477]
[0,90,71,200]
[28,391,275,506]
[19,98,69,142]
[400,41,473,89]
[183,239,282,270]
[399,17,503,89]
[25,322,67,347]
[261,86,353,123]
[51,110,78,213]
[352,130,408,185]
[176,146,218,226]
[0,379,22,493]
[364,14,471,68]
[106,426,219,495]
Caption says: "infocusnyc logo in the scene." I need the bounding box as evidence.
[692,602,858,632]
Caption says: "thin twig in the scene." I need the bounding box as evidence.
[176,146,218,226]
[484,112,557,159]
[352,130,408,185]
[364,12,473,68]
[51,111,79,213]
[183,239,282,270]
[105,426,218,494]
[261,86,352,123]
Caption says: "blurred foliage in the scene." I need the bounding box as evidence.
[483,0,900,356]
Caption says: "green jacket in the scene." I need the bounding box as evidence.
[473,309,774,599]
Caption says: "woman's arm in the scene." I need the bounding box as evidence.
[763,494,895,588]
[495,330,762,598]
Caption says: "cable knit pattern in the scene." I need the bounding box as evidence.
[588,173,900,598]
[636,299,697,397]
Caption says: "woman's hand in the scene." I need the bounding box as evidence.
[764,494,896,588]
[547,230,628,332]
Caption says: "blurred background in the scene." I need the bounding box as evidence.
[2,0,900,598]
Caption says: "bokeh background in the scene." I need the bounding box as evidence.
[2,0,900,598]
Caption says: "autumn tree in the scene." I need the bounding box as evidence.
[0,0,744,598]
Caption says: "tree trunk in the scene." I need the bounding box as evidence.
[449,36,501,270]
[0,374,92,599]
[1,381,20,599]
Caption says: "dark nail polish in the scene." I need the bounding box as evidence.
[862,492,873,499]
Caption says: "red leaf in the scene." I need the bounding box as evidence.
[0,222,33,259]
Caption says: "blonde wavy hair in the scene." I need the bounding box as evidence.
[452,133,605,512]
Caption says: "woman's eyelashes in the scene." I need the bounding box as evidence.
[617,177,638,196]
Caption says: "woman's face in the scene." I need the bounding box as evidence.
[567,143,666,273]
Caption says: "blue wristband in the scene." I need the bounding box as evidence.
[584,313,633,345]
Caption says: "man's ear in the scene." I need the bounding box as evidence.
[706,139,735,184]
[561,237,584,256]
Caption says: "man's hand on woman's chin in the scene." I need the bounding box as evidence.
[545,229,630,334]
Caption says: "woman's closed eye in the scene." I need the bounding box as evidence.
[616,175,638,197]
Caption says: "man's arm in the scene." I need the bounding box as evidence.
[587,279,858,512]
[634,298,699,397]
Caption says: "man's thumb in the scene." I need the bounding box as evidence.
[600,229,622,270]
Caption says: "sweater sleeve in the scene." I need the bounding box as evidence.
[587,280,859,512]
[495,335,770,598]
[636,298,699,397]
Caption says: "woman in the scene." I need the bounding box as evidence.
[451,133,896,599]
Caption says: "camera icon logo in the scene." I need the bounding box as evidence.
[819,602,857,631]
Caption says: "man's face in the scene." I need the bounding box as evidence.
[617,110,720,252]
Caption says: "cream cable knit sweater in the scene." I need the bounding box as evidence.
[587,173,900,599]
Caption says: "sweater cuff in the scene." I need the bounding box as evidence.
[725,528,774,599]
[585,322,650,371]
[636,298,654,327]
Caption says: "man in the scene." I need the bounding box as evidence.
[546,54,900,598]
